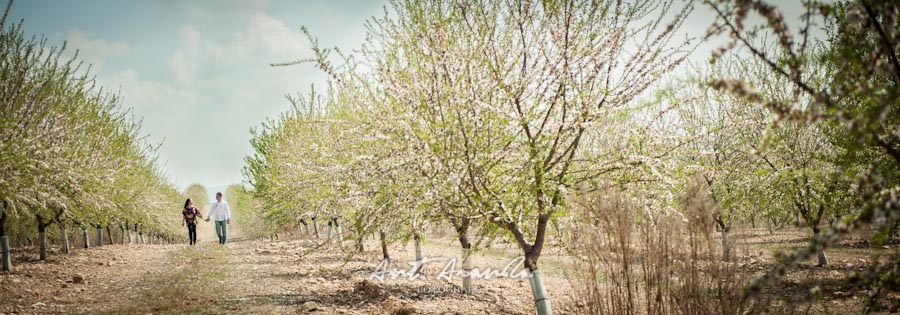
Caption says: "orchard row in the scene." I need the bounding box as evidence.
[0,5,184,271]
[241,1,900,314]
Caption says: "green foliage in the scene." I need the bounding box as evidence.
[0,1,182,250]
[244,0,900,313]
[183,184,209,212]
[706,0,900,311]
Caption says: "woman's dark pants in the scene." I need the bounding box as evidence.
[187,224,197,245]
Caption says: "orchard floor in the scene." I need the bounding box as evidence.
[0,223,577,315]
[0,224,899,314]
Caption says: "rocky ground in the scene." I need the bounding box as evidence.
[0,223,577,315]
[732,228,900,314]
[0,225,898,314]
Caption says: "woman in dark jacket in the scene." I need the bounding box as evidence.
[182,198,204,245]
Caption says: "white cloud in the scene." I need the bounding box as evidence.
[169,50,196,85]
[64,29,131,72]
[242,12,309,60]
[180,25,200,50]
[100,10,323,190]
[110,69,199,111]
[105,68,208,188]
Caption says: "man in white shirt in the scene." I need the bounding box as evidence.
[205,192,232,244]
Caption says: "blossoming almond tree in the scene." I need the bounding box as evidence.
[0,3,182,269]
[706,0,900,306]
[346,1,693,313]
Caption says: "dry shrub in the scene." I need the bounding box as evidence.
[569,182,769,315]
[383,296,417,315]
[354,279,388,300]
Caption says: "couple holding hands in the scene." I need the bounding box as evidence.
[182,192,232,245]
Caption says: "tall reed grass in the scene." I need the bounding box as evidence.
[569,182,769,314]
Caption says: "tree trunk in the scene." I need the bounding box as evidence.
[413,233,424,274]
[121,225,126,245]
[125,221,131,244]
[38,231,47,261]
[61,225,70,254]
[335,219,344,245]
[767,216,775,235]
[812,204,827,266]
[1,208,11,271]
[462,247,473,292]
[814,230,828,266]
[82,228,90,249]
[327,219,333,239]
[300,219,309,235]
[380,229,389,264]
[312,218,320,239]
[721,228,730,260]
[1,235,10,272]
[509,212,552,315]
[96,225,103,247]
[36,214,50,261]
[716,217,730,260]
[454,218,474,293]
[106,225,114,245]
[356,235,364,253]
[529,269,552,315]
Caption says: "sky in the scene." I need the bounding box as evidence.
[8,0,388,195]
[8,0,813,197]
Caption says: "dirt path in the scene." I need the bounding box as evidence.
[0,222,578,315]
[152,223,571,314]
[209,227,571,314]
[0,242,176,314]
[4,225,900,314]
[87,223,280,315]
[0,221,225,315]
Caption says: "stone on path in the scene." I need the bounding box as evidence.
[302,301,319,312]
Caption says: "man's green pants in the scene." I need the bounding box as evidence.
[215,220,227,244]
